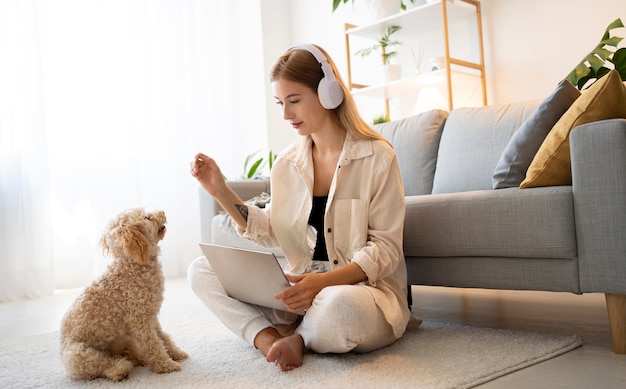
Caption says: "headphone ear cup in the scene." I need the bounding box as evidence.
[318,76,344,109]
[288,44,345,109]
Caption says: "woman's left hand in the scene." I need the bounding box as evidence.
[274,273,326,314]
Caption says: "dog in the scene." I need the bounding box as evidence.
[60,207,188,381]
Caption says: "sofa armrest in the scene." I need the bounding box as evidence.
[571,118,626,294]
[198,178,271,243]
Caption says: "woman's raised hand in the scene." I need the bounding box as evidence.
[190,153,227,198]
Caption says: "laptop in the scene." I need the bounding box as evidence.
[198,243,295,313]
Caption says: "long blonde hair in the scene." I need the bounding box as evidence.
[270,44,390,145]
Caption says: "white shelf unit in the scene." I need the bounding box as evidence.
[344,0,487,120]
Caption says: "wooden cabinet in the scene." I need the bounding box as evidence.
[344,0,487,120]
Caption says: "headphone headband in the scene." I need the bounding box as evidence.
[288,44,345,109]
[289,44,328,66]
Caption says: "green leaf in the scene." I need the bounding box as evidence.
[611,48,626,81]
[606,17,625,30]
[243,148,261,170]
[332,0,352,12]
[401,0,414,11]
[587,54,606,72]
[601,36,624,48]
[268,151,276,171]
[355,25,402,63]
[246,158,264,179]
[333,0,342,12]
[387,25,402,35]
[564,18,625,89]
[355,47,374,57]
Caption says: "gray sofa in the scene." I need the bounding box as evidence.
[198,99,626,354]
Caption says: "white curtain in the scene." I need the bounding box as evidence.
[0,0,268,301]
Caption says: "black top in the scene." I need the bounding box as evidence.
[308,196,329,261]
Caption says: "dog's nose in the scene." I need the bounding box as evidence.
[152,211,166,226]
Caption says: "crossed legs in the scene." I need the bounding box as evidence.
[188,256,398,371]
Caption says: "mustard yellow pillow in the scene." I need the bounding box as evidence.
[521,69,626,188]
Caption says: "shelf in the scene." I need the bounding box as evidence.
[344,0,486,119]
[351,70,448,98]
[346,1,476,40]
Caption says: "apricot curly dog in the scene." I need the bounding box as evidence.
[60,208,188,381]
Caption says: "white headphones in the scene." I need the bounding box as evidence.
[289,44,345,109]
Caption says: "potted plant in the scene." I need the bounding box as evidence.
[565,18,626,90]
[239,149,276,180]
[372,113,390,124]
[355,24,403,81]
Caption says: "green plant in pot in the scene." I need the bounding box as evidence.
[355,24,402,65]
[239,149,276,180]
[356,24,403,82]
[372,113,390,124]
[565,18,626,90]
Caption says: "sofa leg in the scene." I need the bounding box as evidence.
[605,293,626,354]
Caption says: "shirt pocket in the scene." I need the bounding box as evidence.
[333,199,368,255]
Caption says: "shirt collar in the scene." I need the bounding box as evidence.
[283,134,374,167]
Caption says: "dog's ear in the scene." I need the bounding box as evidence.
[98,234,110,257]
[119,225,151,265]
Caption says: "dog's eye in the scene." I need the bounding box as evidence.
[144,216,152,221]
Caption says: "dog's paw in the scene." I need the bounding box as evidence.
[104,358,133,381]
[150,359,181,374]
[169,348,189,361]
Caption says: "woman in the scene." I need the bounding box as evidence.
[188,43,412,371]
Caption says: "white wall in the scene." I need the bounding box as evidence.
[481,0,626,103]
[260,0,294,156]
[260,0,625,153]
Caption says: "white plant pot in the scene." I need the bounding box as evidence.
[406,0,428,8]
[364,0,402,21]
[383,64,402,82]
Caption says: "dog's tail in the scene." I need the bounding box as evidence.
[61,342,133,381]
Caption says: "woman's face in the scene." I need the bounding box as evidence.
[272,77,330,137]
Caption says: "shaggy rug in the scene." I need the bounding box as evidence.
[0,286,582,389]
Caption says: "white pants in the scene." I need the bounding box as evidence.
[187,256,398,353]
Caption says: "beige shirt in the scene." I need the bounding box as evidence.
[238,135,410,338]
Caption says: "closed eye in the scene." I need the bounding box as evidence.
[275,99,300,107]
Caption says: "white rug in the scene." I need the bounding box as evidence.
[0,289,582,389]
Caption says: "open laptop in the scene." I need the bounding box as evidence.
[198,243,295,313]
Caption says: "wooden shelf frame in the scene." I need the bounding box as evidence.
[344,0,487,118]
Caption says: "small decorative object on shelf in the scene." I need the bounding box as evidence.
[429,56,446,71]
[411,45,424,74]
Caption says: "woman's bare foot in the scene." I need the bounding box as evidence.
[254,327,283,358]
[266,334,305,371]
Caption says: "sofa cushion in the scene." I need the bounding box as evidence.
[403,186,577,259]
[432,101,540,194]
[521,69,626,188]
[374,109,448,196]
[492,80,581,189]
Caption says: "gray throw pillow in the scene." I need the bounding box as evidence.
[374,109,448,196]
[492,80,581,189]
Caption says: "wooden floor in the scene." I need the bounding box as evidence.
[1,278,625,388]
[410,285,626,388]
